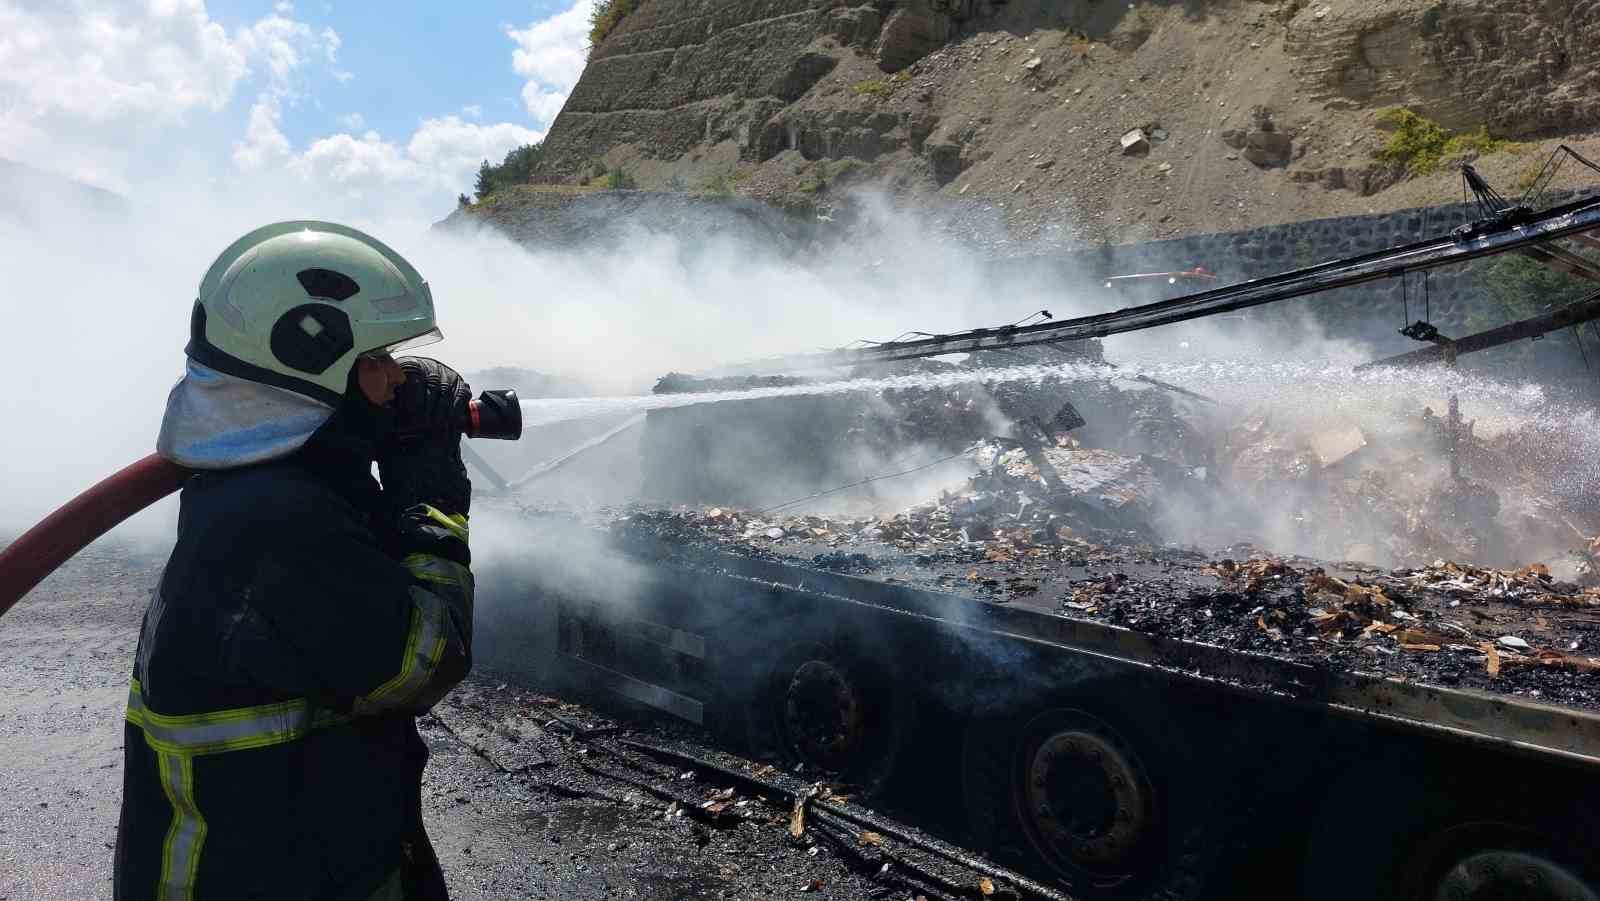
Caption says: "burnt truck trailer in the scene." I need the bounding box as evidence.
[482,513,1600,901]
[476,178,1600,901]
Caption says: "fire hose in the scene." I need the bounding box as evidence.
[0,390,521,621]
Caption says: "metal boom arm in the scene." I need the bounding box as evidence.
[755,193,1600,372]
[1355,289,1600,370]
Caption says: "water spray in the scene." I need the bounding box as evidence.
[510,358,1549,430]
[0,388,523,620]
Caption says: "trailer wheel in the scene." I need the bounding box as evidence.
[1304,756,1600,901]
[1427,846,1597,901]
[962,692,1224,900]
[743,630,913,796]
[1311,818,1600,901]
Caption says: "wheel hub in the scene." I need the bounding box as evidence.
[784,659,863,770]
[1021,727,1151,879]
[1434,850,1597,901]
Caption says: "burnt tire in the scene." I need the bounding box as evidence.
[741,624,915,797]
[1302,752,1600,901]
[961,685,1230,901]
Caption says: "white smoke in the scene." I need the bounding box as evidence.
[0,166,1073,540]
[4,168,1594,561]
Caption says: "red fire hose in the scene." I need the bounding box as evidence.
[0,392,522,621]
[0,454,191,620]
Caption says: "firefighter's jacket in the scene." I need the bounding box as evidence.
[114,420,473,901]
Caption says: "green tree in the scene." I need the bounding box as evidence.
[1461,253,1598,384]
[590,0,645,50]
[499,143,544,184]
[474,160,495,202]
[1478,254,1590,328]
[470,143,548,201]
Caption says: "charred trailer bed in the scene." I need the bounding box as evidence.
[482,528,1600,901]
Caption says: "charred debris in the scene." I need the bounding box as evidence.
[614,348,1600,709]
[525,163,1600,712]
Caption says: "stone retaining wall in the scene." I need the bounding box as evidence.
[1005,190,1597,355]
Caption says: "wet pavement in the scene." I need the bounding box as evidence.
[0,548,1000,901]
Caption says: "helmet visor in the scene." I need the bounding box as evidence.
[368,327,444,357]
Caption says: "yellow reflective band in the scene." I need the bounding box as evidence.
[156,750,205,901]
[127,680,353,897]
[126,680,347,756]
[418,504,468,542]
[126,679,354,896]
[359,587,449,712]
[404,553,469,587]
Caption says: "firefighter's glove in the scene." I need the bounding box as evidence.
[396,504,473,637]
[384,504,474,711]
[379,357,473,518]
[395,503,472,568]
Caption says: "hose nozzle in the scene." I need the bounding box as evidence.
[462,389,521,440]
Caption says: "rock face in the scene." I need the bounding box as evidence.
[826,4,882,46]
[539,1,849,182]
[1243,131,1292,168]
[533,0,989,190]
[875,0,955,71]
[1285,0,1600,136]
[437,187,814,248]
[541,1,838,176]
[487,0,1600,249]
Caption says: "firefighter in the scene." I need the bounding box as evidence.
[115,221,476,900]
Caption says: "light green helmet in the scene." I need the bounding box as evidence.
[188,220,441,406]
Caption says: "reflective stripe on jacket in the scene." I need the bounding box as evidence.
[114,454,471,901]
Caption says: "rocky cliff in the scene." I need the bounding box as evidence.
[1286,0,1600,136]
[487,0,1600,248]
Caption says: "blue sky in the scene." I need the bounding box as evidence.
[207,0,572,148]
[0,1,595,215]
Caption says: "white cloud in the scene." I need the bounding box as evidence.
[319,27,340,63]
[233,97,291,170]
[0,1,247,124]
[319,25,351,80]
[269,116,541,204]
[506,0,595,129]
[211,1,544,212]
[233,12,332,88]
[0,1,339,188]
[520,87,571,129]
[290,129,417,188]
[1,3,546,216]
[406,116,542,181]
